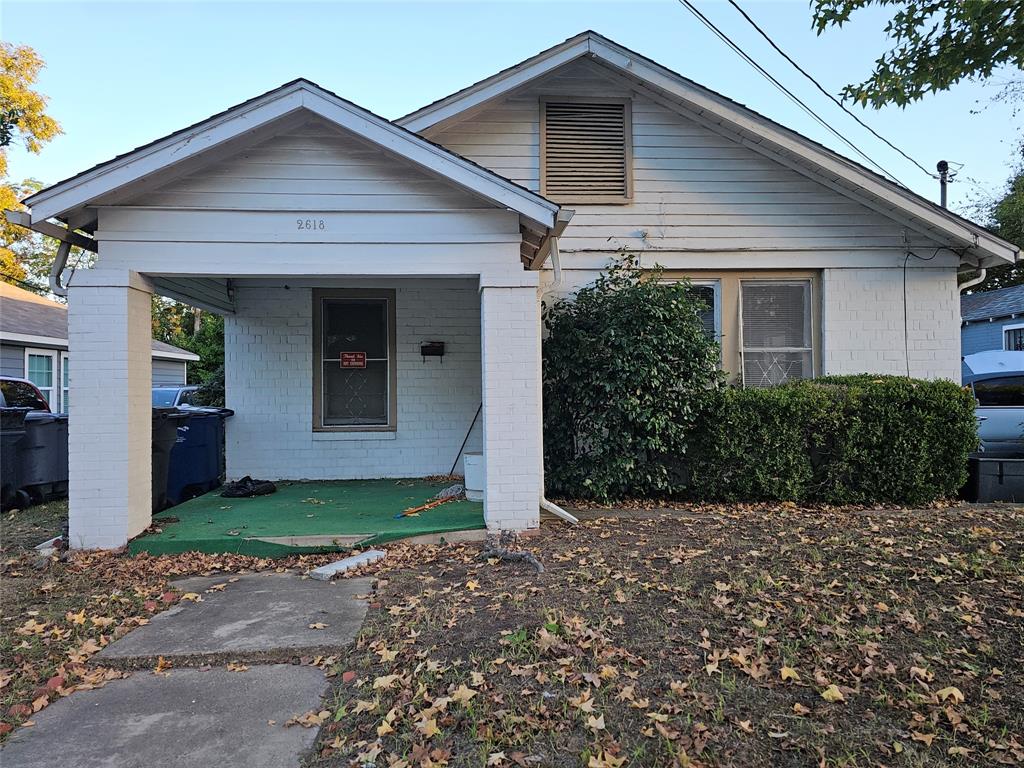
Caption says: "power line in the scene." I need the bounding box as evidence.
[724,0,935,179]
[674,0,908,187]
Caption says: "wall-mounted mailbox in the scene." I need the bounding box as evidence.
[420,341,445,361]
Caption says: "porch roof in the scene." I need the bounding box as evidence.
[22,79,563,235]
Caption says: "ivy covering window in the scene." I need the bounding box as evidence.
[740,280,814,388]
[313,290,397,431]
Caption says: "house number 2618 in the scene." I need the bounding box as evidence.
[296,218,326,230]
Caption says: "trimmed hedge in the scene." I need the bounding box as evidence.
[545,373,979,506]
[684,376,978,506]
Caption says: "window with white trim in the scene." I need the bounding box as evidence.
[313,290,396,431]
[25,348,58,409]
[1004,324,1024,351]
[541,99,631,203]
[740,280,814,387]
[688,281,721,343]
[60,352,70,412]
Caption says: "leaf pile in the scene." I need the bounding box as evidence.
[315,503,1023,767]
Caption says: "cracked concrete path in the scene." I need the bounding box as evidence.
[97,572,372,662]
[2,572,372,767]
[1,665,328,768]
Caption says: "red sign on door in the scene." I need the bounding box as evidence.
[340,352,366,369]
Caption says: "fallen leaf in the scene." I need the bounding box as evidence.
[780,666,800,683]
[820,684,844,703]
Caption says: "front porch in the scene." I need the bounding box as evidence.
[128,478,486,557]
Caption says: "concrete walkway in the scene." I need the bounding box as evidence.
[2,572,372,767]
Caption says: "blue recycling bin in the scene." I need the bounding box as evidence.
[165,407,233,507]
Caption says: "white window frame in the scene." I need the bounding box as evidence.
[661,278,723,363]
[738,279,816,388]
[1002,322,1024,351]
[24,347,59,410]
[60,351,70,413]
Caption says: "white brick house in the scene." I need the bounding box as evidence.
[13,32,1017,549]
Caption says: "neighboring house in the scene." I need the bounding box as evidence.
[961,284,1024,356]
[10,31,1018,549]
[0,281,199,411]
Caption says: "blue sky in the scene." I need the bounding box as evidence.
[4,0,1020,215]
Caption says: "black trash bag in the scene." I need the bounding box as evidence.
[221,476,277,498]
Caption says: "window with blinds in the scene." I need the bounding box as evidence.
[740,280,814,388]
[541,100,631,203]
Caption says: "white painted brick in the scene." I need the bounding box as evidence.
[67,277,153,550]
[821,267,960,380]
[225,280,483,480]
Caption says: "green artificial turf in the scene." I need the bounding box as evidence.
[128,479,484,557]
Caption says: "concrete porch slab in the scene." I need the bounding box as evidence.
[96,572,371,663]
[0,665,327,768]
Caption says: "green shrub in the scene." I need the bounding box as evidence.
[684,375,978,505]
[542,255,724,500]
[542,263,979,505]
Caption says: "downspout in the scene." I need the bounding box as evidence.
[50,241,72,297]
[537,214,579,525]
[539,234,577,525]
[958,268,986,294]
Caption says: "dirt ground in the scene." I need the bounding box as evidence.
[309,503,1023,767]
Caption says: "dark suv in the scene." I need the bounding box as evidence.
[0,377,51,412]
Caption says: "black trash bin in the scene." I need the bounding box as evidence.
[1,407,32,509]
[166,407,234,506]
[20,411,70,503]
[152,408,191,512]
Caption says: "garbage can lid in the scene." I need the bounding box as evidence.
[24,411,59,424]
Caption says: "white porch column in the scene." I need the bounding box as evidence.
[67,270,154,549]
[479,272,542,531]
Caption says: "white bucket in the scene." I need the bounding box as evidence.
[463,452,484,501]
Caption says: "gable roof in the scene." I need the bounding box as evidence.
[23,79,561,233]
[399,30,1017,269]
[0,282,199,361]
[961,284,1024,323]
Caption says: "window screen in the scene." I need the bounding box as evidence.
[542,101,630,201]
[317,297,392,428]
[1005,328,1024,352]
[740,281,813,388]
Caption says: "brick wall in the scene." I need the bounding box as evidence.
[224,280,483,480]
[480,285,543,531]
[67,278,153,549]
[821,267,961,380]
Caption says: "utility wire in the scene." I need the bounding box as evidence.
[724,0,935,180]
[674,0,908,187]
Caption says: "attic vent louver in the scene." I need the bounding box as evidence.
[541,100,631,203]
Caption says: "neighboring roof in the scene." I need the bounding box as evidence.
[961,284,1024,322]
[0,282,200,361]
[399,30,1018,269]
[22,79,560,233]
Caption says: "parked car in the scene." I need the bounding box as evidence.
[0,376,51,412]
[152,385,200,408]
[962,351,1024,457]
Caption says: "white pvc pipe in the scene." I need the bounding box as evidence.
[541,497,578,525]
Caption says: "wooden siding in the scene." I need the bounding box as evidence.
[133,119,495,215]
[428,59,939,254]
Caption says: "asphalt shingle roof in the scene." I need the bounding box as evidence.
[961,284,1024,322]
[0,282,197,358]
